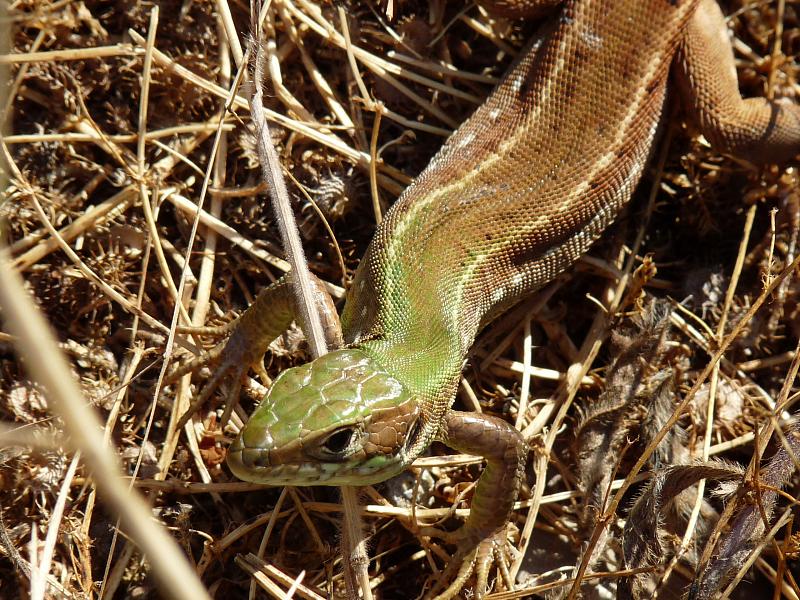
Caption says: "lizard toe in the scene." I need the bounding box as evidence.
[428,525,517,599]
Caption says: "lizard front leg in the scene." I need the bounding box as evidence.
[675,0,800,162]
[423,410,527,599]
[168,273,342,427]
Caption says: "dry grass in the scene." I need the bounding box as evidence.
[1,1,799,598]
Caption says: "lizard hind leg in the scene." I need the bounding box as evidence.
[675,0,800,163]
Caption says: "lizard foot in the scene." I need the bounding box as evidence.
[422,410,526,598]
[423,524,518,599]
[166,278,299,429]
[168,321,269,430]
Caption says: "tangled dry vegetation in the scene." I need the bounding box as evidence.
[1,0,800,598]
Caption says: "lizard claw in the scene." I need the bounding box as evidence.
[424,524,517,599]
[169,323,265,430]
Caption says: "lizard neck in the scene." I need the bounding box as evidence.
[357,332,465,433]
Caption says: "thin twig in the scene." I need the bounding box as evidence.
[0,247,212,600]
[249,3,328,358]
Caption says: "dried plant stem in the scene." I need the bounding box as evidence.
[284,169,347,283]
[341,486,373,600]
[291,0,481,105]
[659,203,757,592]
[250,5,327,359]
[181,9,234,502]
[0,251,211,600]
[584,252,800,598]
[515,314,534,430]
[0,43,137,64]
[12,186,137,271]
[97,348,146,600]
[369,106,384,225]
[154,10,251,471]
[695,340,800,594]
[249,4,371,597]
[31,452,80,600]
[720,509,793,599]
[126,28,407,195]
[249,488,289,600]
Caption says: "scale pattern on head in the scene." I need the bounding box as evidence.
[227,349,425,485]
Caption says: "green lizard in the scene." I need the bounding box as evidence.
[182,0,800,597]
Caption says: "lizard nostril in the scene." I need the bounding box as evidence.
[242,448,270,468]
[227,443,271,479]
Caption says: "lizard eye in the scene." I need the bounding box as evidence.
[319,427,357,458]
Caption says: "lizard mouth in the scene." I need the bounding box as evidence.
[226,442,340,485]
[226,432,405,486]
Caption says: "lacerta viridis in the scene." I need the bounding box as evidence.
[187,1,800,597]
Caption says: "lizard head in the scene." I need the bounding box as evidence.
[227,348,427,486]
